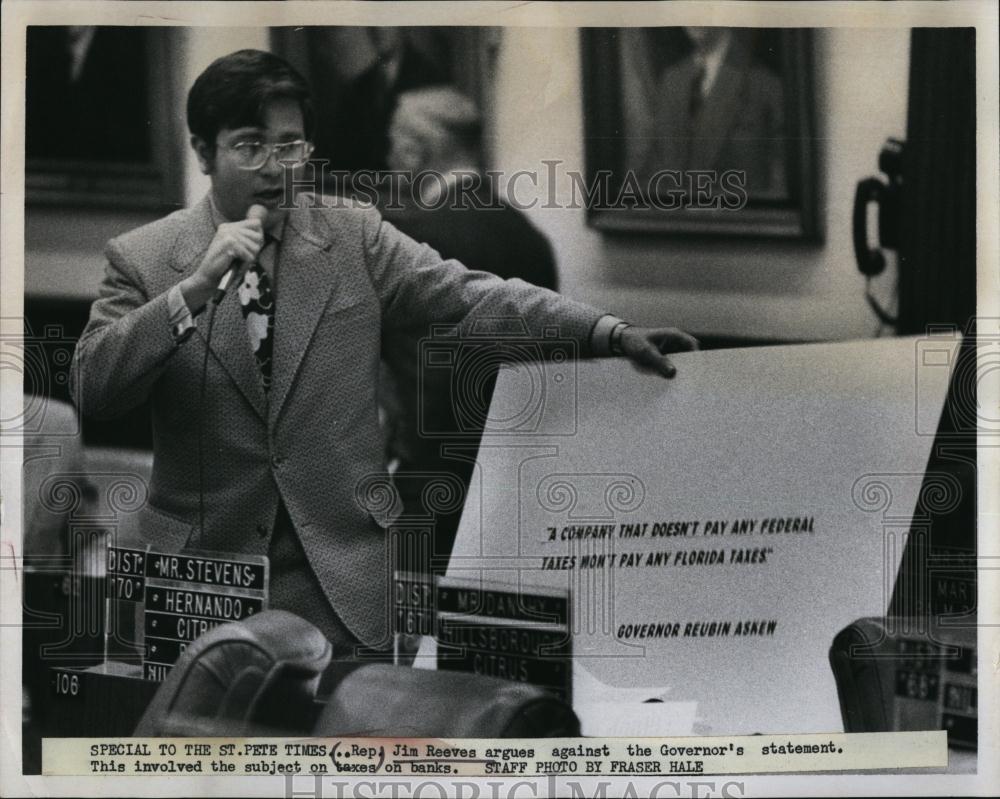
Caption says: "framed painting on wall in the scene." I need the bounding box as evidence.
[581,27,821,239]
[24,26,184,210]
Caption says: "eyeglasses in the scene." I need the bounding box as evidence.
[225,140,315,170]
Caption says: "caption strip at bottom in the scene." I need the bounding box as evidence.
[45,732,946,777]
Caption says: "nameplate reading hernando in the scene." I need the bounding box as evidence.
[107,545,268,681]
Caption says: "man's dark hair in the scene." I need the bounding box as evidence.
[187,49,315,150]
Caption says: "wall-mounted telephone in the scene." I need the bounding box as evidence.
[829,617,976,750]
[853,138,906,277]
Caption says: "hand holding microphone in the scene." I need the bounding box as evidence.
[179,204,268,315]
[213,204,269,303]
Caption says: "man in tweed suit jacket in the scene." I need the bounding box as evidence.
[71,50,697,654]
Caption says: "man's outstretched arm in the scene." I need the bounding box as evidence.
[361,207,698,374]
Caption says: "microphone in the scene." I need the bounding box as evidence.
[212,203,268,304]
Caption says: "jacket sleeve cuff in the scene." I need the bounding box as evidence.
[589,314,625,357]
[167,284,197,343]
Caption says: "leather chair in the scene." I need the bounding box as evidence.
[315,663,579,737]
[135,609,332,736]
[829,615,977,747]
[137,611,579,738]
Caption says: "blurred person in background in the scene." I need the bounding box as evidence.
[380,86,559,572]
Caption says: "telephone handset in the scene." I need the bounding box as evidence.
[852,138,905,277]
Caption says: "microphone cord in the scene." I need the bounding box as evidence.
[195,204,264,546]
[197,296,223,547]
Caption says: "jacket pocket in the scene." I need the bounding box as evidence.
[127,504,195,552]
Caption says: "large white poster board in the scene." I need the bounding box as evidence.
[444,335,959,735]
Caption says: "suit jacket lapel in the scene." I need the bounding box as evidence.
[268,209,340,426]
[207,285,268,419]
[170,194,268,421]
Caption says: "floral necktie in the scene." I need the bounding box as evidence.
[237,237,275,390]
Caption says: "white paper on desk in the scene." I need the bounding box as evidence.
[576,701,699,737]
[571,659,669,703]
[445,334,959,736]
[572,661,695,736]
